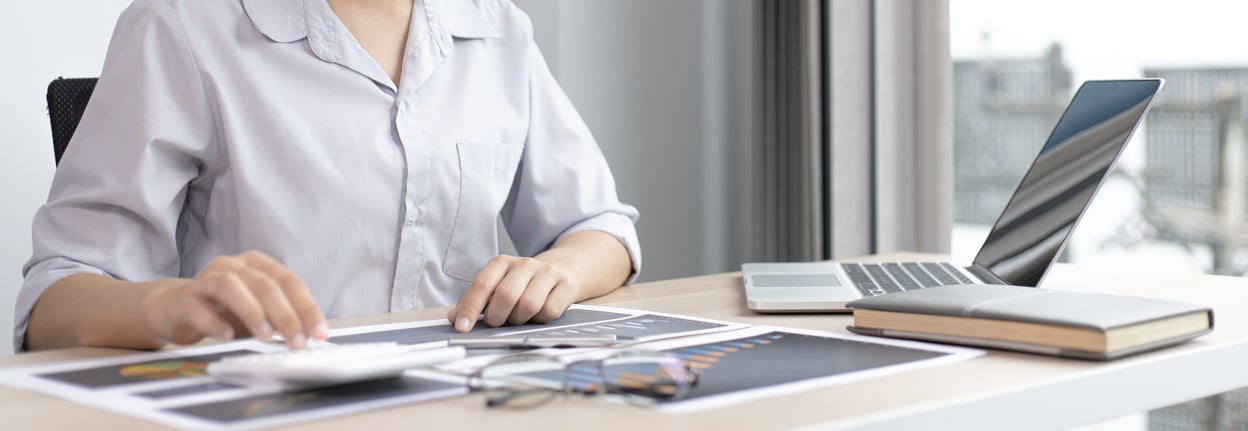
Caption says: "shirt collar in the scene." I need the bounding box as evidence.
[438,1,500,39]
[242,0,307,43]
[243,0,500,45]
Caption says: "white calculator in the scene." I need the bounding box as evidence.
[207,342,466,389]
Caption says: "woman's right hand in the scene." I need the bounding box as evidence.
[140,251,329,349]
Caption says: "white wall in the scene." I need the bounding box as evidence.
[0,1,132,355]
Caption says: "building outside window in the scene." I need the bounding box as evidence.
[951,0,1248,276]
[951,1,1248,428]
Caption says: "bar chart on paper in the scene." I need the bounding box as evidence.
[515,314,732,341]
[662,331,953,402]
[329,309,634,345]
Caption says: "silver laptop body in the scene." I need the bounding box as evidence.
[742,79,1165,312]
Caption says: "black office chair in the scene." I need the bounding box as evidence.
[46,77,98,166]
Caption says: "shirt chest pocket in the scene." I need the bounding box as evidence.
[443,142,525,281]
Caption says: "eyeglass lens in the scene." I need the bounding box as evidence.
[475,351,694,409]
[477,354,566,409]
[597,353,692,405]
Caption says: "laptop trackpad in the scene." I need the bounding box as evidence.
[751,274,841,288]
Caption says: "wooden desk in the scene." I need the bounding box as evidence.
[4,254,1248,430]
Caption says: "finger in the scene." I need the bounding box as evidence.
[280,273,329,340]
[194,274,272,341]
[242,252,328,340]
[507,268,561,325]
[177,295,235,344]
[533,281,577,323]
[453,257,511,332]
[230,268,306,349]
[200,254,248,275]
[483,262,540,328]
[446,304,467,329]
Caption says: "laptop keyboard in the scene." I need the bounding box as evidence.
[844,262,974,297]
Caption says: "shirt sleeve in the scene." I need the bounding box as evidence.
[499,39,643,284]
[15,0,215,351]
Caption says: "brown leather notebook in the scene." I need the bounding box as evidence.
[846,284,1213,360]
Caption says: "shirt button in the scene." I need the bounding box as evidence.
[406,207,419,225]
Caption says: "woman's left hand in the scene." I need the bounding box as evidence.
[446,255,582,332]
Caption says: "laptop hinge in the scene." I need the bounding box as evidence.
[967,264,1008,285]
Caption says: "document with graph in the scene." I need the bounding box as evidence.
[629,326,984,413]
[326,304,748,346]
[0,305,746,429]
[0,341,465,430]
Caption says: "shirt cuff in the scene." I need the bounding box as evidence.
[555,212,643,285]
[15,258,108,352]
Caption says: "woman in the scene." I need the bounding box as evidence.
[16,0,640,351]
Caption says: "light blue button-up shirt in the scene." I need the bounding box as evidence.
[16,0,641,350]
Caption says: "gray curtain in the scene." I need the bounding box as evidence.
[755,0,953,262]
[754,0,825,262]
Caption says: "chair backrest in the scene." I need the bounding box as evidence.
[46,77,98,166]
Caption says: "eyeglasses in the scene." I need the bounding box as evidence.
[468,350,697,408]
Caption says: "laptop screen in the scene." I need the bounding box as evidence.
[971,79,1163,286]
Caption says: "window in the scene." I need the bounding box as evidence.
[951,0,1248,277]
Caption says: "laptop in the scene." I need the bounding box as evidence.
[742,79,1165,312]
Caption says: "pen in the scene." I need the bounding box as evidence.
[447,334,619,349]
